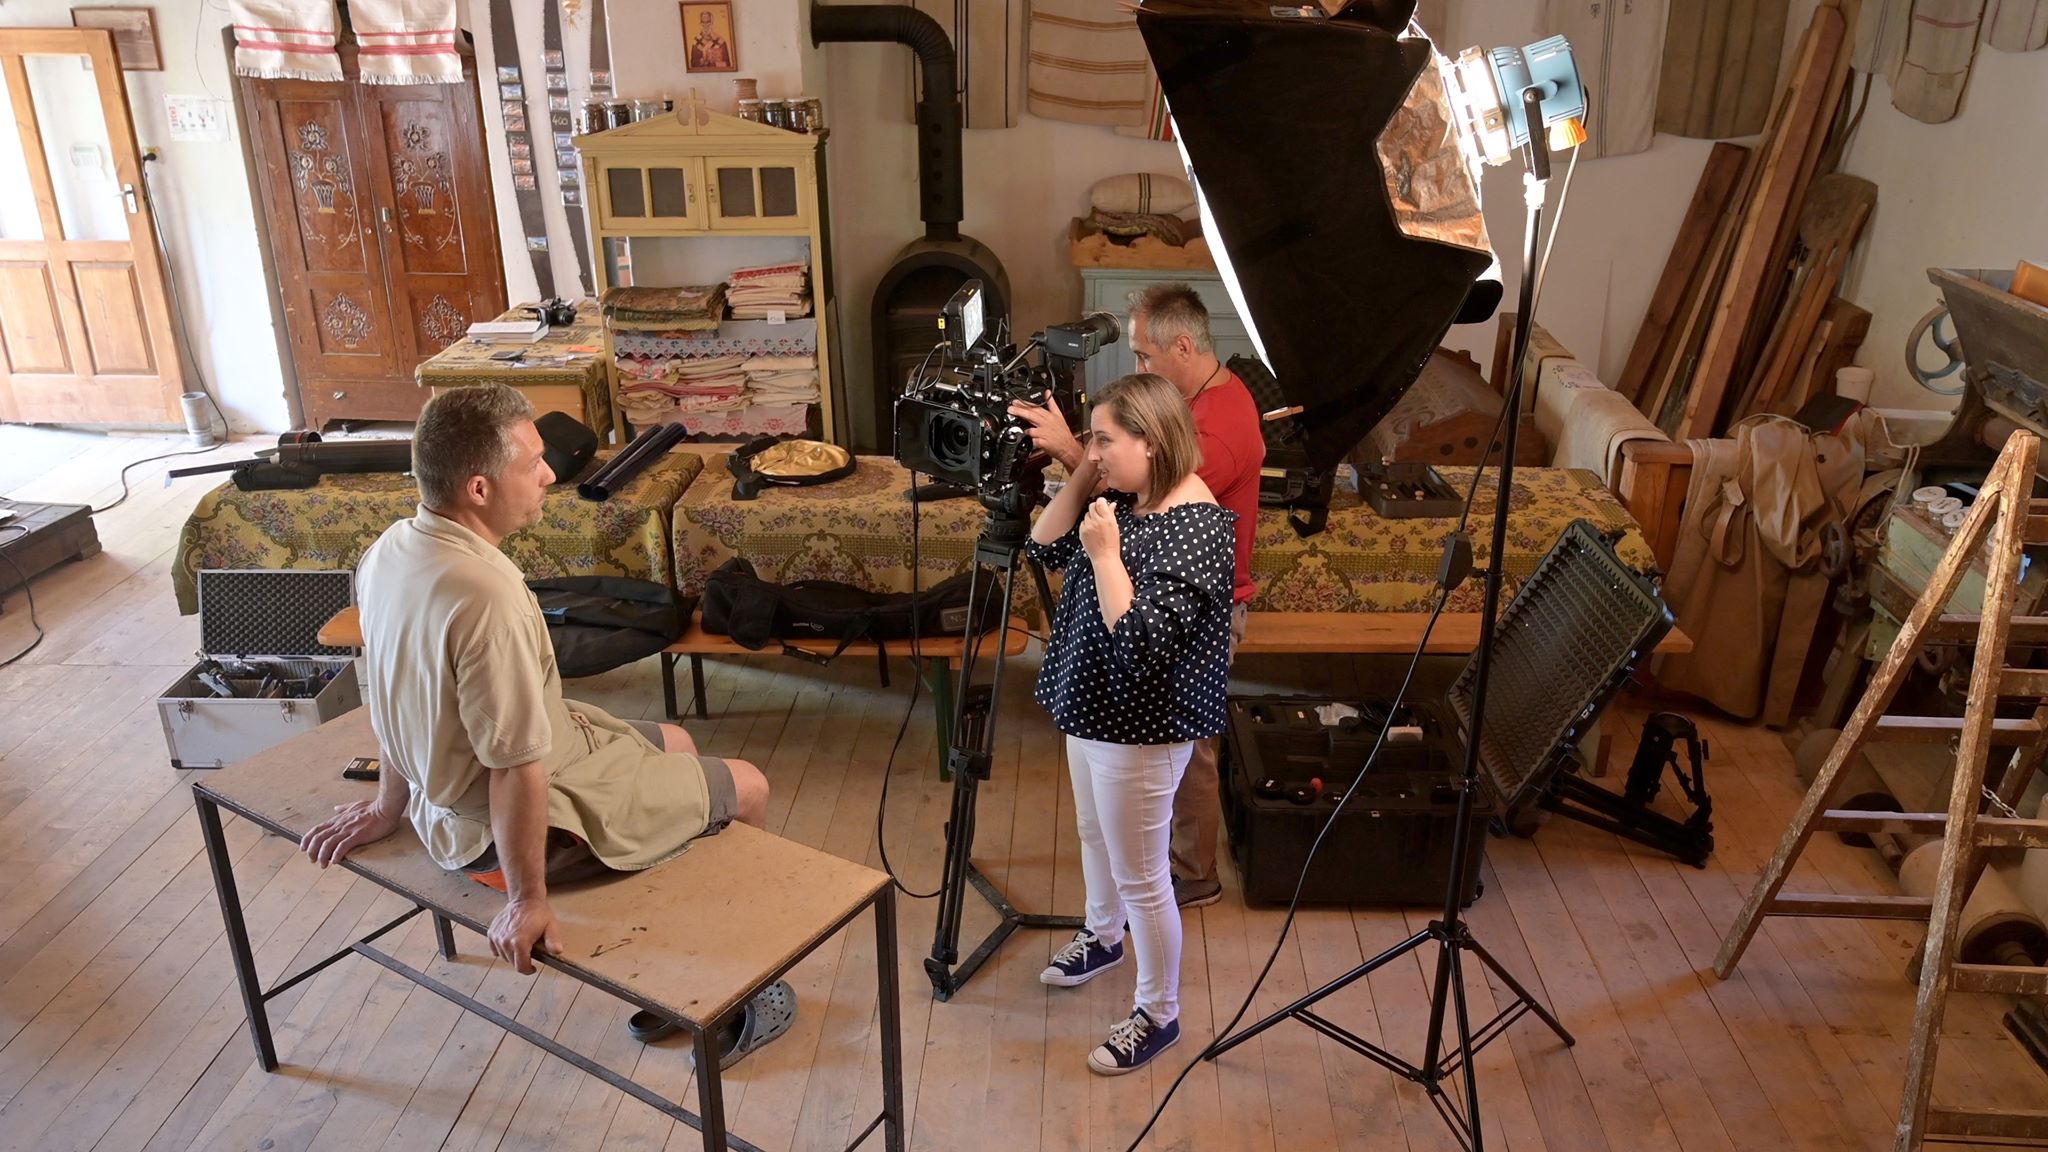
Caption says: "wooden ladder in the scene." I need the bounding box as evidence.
[1715,429,2048,1151]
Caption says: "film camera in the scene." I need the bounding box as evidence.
[893,281,1118,517]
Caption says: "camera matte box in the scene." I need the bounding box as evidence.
[1222,695,1490,907]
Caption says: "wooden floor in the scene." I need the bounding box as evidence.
[0,425,2043,1152]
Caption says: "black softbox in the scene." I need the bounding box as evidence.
[1136,0,1495,471]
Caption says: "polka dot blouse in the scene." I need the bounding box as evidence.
[1026,491,1238,744]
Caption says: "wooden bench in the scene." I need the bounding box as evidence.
[318,605,1032,771]
[315,607,1687,780]
[192,710,904,1152]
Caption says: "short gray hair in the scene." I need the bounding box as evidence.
[1127,282,1213,355]
[413,383,534,508]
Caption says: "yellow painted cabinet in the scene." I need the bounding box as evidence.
[574,100,837,444]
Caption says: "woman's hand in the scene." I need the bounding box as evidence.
[1079,498,1120,562]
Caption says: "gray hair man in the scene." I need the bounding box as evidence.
[296,384,785,1057]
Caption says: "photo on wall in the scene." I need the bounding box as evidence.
[681,0,737,73]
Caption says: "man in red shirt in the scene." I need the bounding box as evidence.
[1011,283,1264,908]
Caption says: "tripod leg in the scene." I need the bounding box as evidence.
[1207,927,1432,1060]
[1450,944,1483,1152]
[928,656,954,780]
[1464,936,1575,1046]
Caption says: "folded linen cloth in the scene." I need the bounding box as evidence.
[231,0,344,81]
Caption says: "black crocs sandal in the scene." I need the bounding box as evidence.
[625,978,797,1066]
[716,979,796,1070]
[626,1009,682,1043]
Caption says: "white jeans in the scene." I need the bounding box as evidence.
[1066,735,1191,1025]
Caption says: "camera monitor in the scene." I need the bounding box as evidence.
[939,280,986,360]
[1136,0,1497,471]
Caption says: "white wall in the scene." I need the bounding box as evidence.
[1835,40,2048,409]
[0,0,293,432]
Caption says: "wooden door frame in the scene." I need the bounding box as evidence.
[0,27,185,425]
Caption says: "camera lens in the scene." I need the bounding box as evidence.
[929,412,974,470]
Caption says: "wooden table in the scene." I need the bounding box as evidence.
[415,301,612,437]
[192,710,902,1152]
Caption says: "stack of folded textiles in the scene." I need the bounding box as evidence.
[743,353,820,406]
[616,352,749,424]
[602,283,726,332]
[725,262,810,319]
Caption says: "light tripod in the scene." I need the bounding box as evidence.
[924,503,1081,1001]
[1205,92,1576,1151]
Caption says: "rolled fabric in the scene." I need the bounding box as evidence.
[577,422,686,501]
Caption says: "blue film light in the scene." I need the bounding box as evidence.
[1485,35,1586,148]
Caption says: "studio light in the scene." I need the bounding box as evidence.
[1133,5,1591,1150]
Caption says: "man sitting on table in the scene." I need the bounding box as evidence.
[297,383,787,1057]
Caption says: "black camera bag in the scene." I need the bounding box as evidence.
[527,576,692,678]
[699,558,1003,661]
[1230,354,1334,537]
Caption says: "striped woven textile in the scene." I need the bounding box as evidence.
[1026,0,1149,127]
[230,0,343,81]
[352,0,463,84]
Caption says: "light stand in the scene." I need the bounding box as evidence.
[1205,89,1575,1151]
[925,504,1082,1001]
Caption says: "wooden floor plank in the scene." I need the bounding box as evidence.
[3,428,2047,1152]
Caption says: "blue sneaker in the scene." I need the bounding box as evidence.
[1088,1008,1180,1075]
[1039,929,1124,987]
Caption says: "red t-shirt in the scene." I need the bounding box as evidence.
[1189,371,1265,604]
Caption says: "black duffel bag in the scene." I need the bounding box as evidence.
[528,576,692,678]
[698,558,1002,660]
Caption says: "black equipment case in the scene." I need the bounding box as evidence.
[1221,695,1490,906]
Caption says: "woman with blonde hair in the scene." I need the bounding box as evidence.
[1025,372,1237,1074]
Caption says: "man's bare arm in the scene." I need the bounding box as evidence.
[486,760,562,974]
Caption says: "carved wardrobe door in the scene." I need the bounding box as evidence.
[357,69,504,372]
[238,51,504,427]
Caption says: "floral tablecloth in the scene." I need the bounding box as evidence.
[174,451,704,615]
[1249,467,1654,613]
[671,456,1652,616]
[673,455,1040,612]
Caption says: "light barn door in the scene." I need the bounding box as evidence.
[0,29,184,425]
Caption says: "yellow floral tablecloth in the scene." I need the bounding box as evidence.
[671,456,1651,616]
[175,451,704,615]
[673,455,1040,612]
[1249,467,1654,613]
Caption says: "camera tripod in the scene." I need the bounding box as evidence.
[926,505,1082,1001]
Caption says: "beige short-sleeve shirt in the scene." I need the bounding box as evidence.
[356,507,709,871]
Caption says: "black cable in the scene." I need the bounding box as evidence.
[873,460,942,900]
[92,443,228,515]
[0,526,47,668]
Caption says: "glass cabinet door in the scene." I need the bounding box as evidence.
[598,160,704,231]
[706,159,805,230]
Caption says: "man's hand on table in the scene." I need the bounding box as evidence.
[300,799,404,867]
[490,897,563,975]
